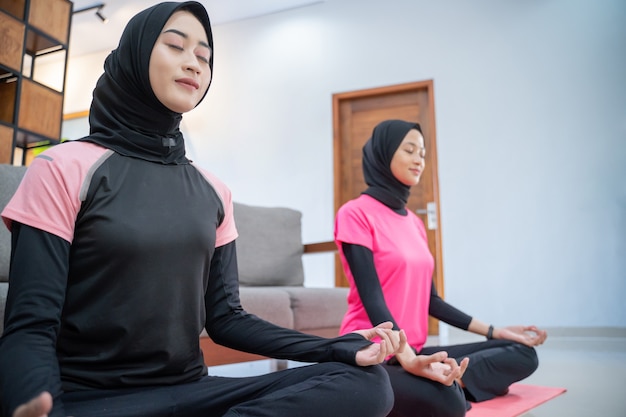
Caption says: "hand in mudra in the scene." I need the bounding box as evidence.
[352,321,408,366]
[495,325,547,347]
[404,351,470,386]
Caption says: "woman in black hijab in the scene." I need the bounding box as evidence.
[361,120,420,213]
[0,3,403,417]
[335,119,547,416]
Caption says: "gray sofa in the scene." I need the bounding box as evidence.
[0,163,348,367]
[0,164,27,333]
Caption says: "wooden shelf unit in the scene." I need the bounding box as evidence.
[0,0,72,165]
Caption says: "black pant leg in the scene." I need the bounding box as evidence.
[62,362,393,417]
[422,340,539,402]
[225,362,393,417]
[383,362,467,417]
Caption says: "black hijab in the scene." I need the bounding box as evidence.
[80,1,213,165]
[362,119,423,213]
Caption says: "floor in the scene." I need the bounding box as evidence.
[512,330,626,417]
[208,326,626,417]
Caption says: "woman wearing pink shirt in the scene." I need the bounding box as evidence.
[335,119,547,417]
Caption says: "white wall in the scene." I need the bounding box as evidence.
[60,0,626,328]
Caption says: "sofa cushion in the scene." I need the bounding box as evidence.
[0,164,28,282]
[199,287,294,337]
[234,202,304,287]
[283,287,349,332]
[239,287,294,329]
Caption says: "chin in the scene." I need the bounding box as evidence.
[164,96,201,113]
[168,104,195,113]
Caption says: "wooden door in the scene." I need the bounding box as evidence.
[332,80,444,334]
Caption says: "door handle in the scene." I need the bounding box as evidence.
[415,202,438,230]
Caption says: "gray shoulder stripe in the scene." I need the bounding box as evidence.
[79,150,115,201]
[36,154,54,162]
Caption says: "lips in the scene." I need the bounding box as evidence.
[176,78,200,90]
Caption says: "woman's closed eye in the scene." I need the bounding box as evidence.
[167,44,210,64]
[404,147,426,157]
[168,43,184,51]
[196,53,210,64]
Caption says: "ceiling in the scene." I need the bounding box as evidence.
[69,0,324,57]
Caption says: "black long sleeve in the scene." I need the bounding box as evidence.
[341,242,399,330]
[428,282,472,330]
[204,240,372,365]
[0,223,69,417]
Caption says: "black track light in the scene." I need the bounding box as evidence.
[73,3,109,24]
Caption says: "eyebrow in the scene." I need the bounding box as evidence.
[163,28,211,49]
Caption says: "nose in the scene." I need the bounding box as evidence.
[183,53,202,74]
[185,61,201,74]
[415,153,425,167]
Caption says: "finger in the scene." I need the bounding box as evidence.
[526,332,544,347]
[528,326,544,338]
[537,335,547,346]
[440,367,458,386]
[380,328,403,353]
[349,329,369,340]
[375,321,394,330]
[377,329,399,352]
[441,365,454,377]
[440,375,456,386]
[375,339,388,363]
[458,357,470,378]
[527,325,548,344]
[443,357,459,368]
[442,358,459,376]
[375,328,392,345]
[527,334,542,346]
[427,363,455,386]
[389,332,400,353]
[389,329,404,353]
[428,351,449,363]
[397,329,408,353]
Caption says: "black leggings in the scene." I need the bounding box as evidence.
[385,340,539,417]
[60,362,393,417]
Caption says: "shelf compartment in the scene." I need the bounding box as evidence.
[0,10,25,72]
[0,0,26,20]
[17,78,62,140]
[0,123,14,164]
[25,27,65,57]
[22,40,67,92]
[0,77,17,125]
[28,0,71,44]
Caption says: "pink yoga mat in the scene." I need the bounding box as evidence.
[465,383,566,417]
